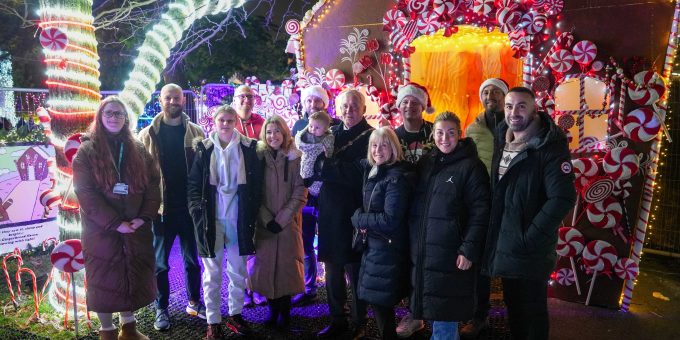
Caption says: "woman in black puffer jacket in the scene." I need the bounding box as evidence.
[351,127,411,340]
[409,112,491,340]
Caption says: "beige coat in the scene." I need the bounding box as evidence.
[73,137,160,313]
[249,142,307,299]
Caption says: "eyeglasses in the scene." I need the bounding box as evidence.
[235,94,254,100]
[103,111,127,119]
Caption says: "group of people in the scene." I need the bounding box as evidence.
[73,77,575,340]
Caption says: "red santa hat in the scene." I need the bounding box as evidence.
[396,83,435,114]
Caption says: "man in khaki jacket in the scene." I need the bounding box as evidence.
[138,83,206,332]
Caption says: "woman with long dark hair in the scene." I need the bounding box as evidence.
[73,96,160,340]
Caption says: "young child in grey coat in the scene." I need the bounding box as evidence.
[295,111,334,196]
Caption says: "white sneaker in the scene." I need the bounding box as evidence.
[396,312,424,338]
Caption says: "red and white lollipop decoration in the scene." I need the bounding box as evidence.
[587,196,622,229]
[325,69,346,90]
[582,240,618,305]
[64,133,83,164]
[624,107,661,143]
[433,0,455,16]
[519,10,547,35]
[383,9,408,31]
[556,227,584,295]
[603,147,639,181]
[572,158,599,190]
[473,0,494,17]
[614,257,639,281]
[285,19,300,35]
[418,11,443,35]
[36,107,52,136]
[51,239,84,273]
[627,71,666,106]
[496,6,521,33]
[40,27,68,52]
[581,176,614,203]
[549,49,575,73]
[408,0,431,15]
[572,40,597,68]
[544,0,564,15]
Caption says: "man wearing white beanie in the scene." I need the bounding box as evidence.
[461,77,508,339]
[292,85,334,136]
[394,82,434,338]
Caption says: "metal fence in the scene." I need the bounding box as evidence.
[0,88,197,131]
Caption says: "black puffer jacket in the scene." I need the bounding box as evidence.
[317,119,373,264]
[351,160,411,307]
[187,134,264,257]
[409,138,491,322]
[483,111,576,281]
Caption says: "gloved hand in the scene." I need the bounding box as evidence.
[312,152,326,179]
[266,220,283,234]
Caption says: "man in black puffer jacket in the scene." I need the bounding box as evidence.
[483,87,576,340]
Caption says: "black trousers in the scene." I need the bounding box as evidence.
[324,261,367,325]
[501,278,549,340]
[473,273,491,321]
[372,304,397,340]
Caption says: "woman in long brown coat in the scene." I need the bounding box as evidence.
[73,96,160,340]
[250,115,307,329]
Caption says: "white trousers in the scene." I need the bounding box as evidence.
[201,218,248,324]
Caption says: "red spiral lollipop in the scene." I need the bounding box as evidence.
[586,196,622,229]
[50,239,85,273]
[582,240,618,273]
[603,147,639,181]
[614,257,639,281]
[572,158,599,189]
[624,107,661,143]
[549,49,575,73]
[556,227,585,257]
[627,71,665,106]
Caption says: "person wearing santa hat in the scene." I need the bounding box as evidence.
[461,77,508,338]
[394,83,435,166]
[233,85,265,139]
[292,85,336,135]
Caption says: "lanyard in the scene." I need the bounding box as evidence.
[112,142,124,182]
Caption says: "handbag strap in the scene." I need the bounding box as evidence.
[334,128,373,157]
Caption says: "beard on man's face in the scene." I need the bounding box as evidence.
[164,104,182,118]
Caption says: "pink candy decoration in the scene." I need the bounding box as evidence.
[549,49,575,73]
[582,240,618,272]
[544,0,564,15]
[614,258,639,280]
[473,0,494,16]
[556,227,585,257]
[40,27,68,51]
[603,147,639,180]
[64,133,82,163]
[572,40,597,66]
[433,0,456,16]
[408,0,431,15]
[587,196,622,229]
[572,158,599,189]
[285,19,300,35]
[556,267,576,286]
[624,107,661,143]
[325,69,346,90]
[418,11,443,35]
[627,71,666,106]
[496,6,521,33]
[50,239,85,273]
[383,9,407,31]
[519,10,547,35]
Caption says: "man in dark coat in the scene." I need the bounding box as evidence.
[315,89,373,339]
[483,87,576,340]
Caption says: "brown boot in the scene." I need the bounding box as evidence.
[460,318,489,338]
[205,323,225,340]
[100,329,118,340]
[118,321,149,340]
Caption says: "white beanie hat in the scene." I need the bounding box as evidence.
[301,85,330,107]
[479,78,509,101]
[396,83,435,114]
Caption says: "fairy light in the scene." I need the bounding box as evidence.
[0,52,15,124]
[120,0,249,127]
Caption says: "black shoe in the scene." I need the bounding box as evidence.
[265,299,280,328]
[317,320,349,338]
[291,292,317,306]
[278,297,291,329]
[225,314,251,336]
[351,324,367,340]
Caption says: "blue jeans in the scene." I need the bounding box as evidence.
[431,321,459,340]
[153,209,202,309]
[301,203,318,295]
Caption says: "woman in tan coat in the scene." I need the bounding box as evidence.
[250,115,307,329]
[73,96,160,340]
